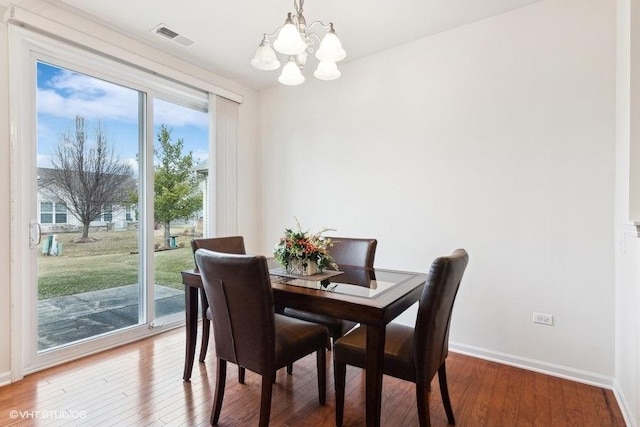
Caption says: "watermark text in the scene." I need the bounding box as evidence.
[8,409,87,420]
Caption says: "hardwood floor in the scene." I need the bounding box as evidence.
[0,327,626,426]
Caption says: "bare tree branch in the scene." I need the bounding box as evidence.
[39,116,135,241]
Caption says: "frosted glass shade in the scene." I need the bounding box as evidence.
[251,41,281,71]
[278,58,305,85]
[273,19,307,55]
[315,30,346,62]
[314,61,341,81]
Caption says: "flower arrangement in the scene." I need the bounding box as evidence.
[274,219,338,275]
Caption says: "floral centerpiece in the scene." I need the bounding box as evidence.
[274,219,338,276]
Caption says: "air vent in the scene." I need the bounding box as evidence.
[151,24,195,47]
[156,26,179,39]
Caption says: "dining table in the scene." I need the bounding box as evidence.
[180,260,427,427]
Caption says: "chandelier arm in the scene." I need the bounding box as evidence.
[306,32,322,50]
[306,20,333,32]
[262,26,285,43]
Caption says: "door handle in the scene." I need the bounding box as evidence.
[30,221,41,249]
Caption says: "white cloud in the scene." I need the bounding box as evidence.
[154,99,208,128]
[37,153,53,168]
[192,149,210,165]
[38,70,138,123]
[125,157,140,178]
[38,69,208,129]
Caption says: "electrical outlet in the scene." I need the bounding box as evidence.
[533,312,553,326]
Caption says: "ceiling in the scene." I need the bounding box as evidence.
[3,0,540,90]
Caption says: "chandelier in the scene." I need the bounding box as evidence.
[251,0,346,86]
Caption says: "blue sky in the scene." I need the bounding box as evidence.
[36,61,209,176]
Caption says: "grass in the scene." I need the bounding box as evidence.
[37,227,196,299]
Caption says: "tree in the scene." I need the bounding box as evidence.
[40,116,134,242]
[154,124,202,248]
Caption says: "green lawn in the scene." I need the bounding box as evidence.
[37,227,196,299]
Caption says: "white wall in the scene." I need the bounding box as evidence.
[260,0,617,384]
[615,0,640,424]
[0,13,12,385]
[0,2,261,383]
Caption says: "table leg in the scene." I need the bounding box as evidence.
[183,284,199,381]
[365,324,385,427]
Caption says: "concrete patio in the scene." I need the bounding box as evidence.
[37,284,184,350]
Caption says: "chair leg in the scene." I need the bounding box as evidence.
[199,319,210,363]
[198,289,210,363]
[210,359,227,425]
[438,363,456,425]
[287,363,293,375]
[238,366,246,384]
[316,349,326,405]
[416,383,431,427]
[334,360,346,427]
[259,374,273,427]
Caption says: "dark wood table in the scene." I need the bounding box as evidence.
[181,263,427,427]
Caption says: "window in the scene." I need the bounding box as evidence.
[102,204,113,222]
[40,202,67,224]
[125,206,135,222]
[54,203,67,223]
[40,202,52,224]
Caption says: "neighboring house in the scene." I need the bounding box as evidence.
[36,165,204,234]
[36,167,137,233]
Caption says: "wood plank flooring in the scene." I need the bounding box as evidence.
[0,327,626,426]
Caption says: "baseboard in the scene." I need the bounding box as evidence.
[0,370,12,388]
[449,342,614,388]
[613,378,637,427]
[449,342,639,425]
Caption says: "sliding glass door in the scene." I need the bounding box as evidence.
[24,52,209,366]
[152,98,209,324]
[36,61,145,350]
[6,23,238,376]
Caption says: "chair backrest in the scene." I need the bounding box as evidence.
[413,249,469,384]
[194,249,276,376]
[328,237,377,268]
[335,265,376,288]
[191,236,246,271]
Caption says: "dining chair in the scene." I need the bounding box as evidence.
[333,248,469,427]
[194,249,330,427]
[283,237,377,346]
[190,237,246,374]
